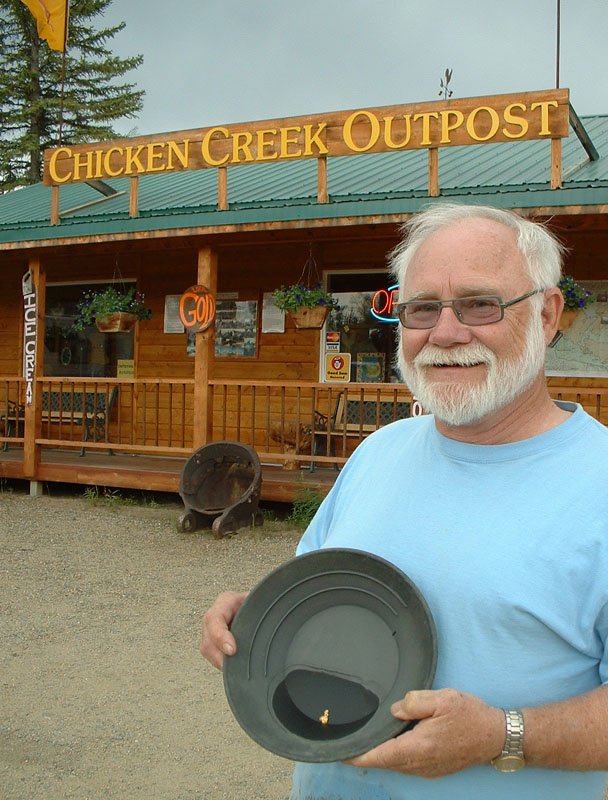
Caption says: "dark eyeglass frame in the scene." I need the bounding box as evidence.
[394,288,544,329]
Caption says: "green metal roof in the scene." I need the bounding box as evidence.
[1,114,607,246]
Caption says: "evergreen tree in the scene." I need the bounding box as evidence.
[0,0,144,191]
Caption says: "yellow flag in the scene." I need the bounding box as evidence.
[21,0,68,52]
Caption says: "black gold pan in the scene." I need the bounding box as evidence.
[223,548,437,763]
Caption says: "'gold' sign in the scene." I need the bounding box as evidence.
[43,89,569,185]
[179,285,216,333]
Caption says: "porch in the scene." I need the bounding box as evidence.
[0,377,419,502]
[2,375,608,503]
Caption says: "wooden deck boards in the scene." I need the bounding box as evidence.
[0,446,337,503]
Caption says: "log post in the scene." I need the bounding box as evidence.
[192,247,218,450]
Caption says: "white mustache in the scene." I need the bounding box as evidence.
[414,344,495,368]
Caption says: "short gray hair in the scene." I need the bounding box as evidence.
[390,203,565,298]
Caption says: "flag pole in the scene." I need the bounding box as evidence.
[555,0,561,89]
[58,1,70,145]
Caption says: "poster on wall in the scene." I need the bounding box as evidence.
[545,281,608,377]
[164,295,185,333]
[215,299,258,357]
[261,292,285,333]
[187,299,258,358]
[356,352,385,382]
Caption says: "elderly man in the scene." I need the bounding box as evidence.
[201,204,608,799]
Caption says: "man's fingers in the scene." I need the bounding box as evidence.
[200,591,247,670]
[346,735,410,771]
[391,689,440,720]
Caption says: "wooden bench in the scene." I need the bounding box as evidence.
[1,386,118,456]
[311,390,413,468]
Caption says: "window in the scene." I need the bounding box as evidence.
[44,282,135,378]
[324,271,399,383]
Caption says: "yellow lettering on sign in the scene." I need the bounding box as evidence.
[42,91,569,186]
[343,111,380,152]
[530,100,558,136]
[48,147,73,183]
[125,145,145,174]
[439,110,464,144]
[73,150,94,180]
[103,147,124,177]
[167,139,189,169]
[502,103,529,139]
[413,112,439,146]
[232,131,254,163]
[146,142,166,172]
[383,115,412,149]
[279,126,302,158]
[201,127,230,166]
[93,149,104,178]
[466,106,500,141]
[303,123,328,156]
[256,129,279,161]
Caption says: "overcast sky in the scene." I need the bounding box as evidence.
[101,0,608,138]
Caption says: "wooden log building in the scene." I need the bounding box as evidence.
[1,89,608,502]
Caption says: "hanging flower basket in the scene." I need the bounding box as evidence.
[272,283,338,330]
[96,311,139,333]
[71,286,152,334]
[289,305,330,329]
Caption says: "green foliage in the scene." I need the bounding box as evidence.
[0,0,144,191]
[273,283,339,313]
[71,286,152,331]
[83,485,160,507]
[558,275,595,310]
[287,487,325,527]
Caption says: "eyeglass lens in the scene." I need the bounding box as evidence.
[400,297,503,328]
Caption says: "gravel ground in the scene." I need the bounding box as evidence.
[0,484,302,800]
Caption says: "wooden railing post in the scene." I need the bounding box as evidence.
[192,247,218,450]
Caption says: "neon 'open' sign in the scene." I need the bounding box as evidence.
[370,284,399,324]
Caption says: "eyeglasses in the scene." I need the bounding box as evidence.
[394,289,544,329]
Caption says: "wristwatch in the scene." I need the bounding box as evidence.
[491,709,525,772]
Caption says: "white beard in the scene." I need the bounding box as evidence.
[397,314,547,426]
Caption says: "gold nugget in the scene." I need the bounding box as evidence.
[319,709,330,726]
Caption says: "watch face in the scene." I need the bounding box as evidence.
[493,754,525,773]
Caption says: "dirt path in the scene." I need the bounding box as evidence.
[0,488,301,799]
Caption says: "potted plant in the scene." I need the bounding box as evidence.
[558,275,595,331]
[71,286,152,333]
[272,283,339,329]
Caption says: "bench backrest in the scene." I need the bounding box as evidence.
[335,392,412,433]
[41,386,118,416]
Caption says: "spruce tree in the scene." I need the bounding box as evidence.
[0,0,144,191]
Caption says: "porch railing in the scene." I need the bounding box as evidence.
[208,380,417,469]
[2,376,608,469]
[1,377,196,456]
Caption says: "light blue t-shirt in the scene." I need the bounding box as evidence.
[291,402,608,800]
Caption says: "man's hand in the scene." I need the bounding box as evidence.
[347,689,504,779]
[200,591,248,670]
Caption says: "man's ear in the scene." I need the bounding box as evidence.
[541,288,564,346]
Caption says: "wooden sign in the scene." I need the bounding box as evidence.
[178,285,216,333]
[22,272,36,406]
[43,89,569,185]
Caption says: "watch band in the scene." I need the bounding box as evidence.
[491,708,525,772]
